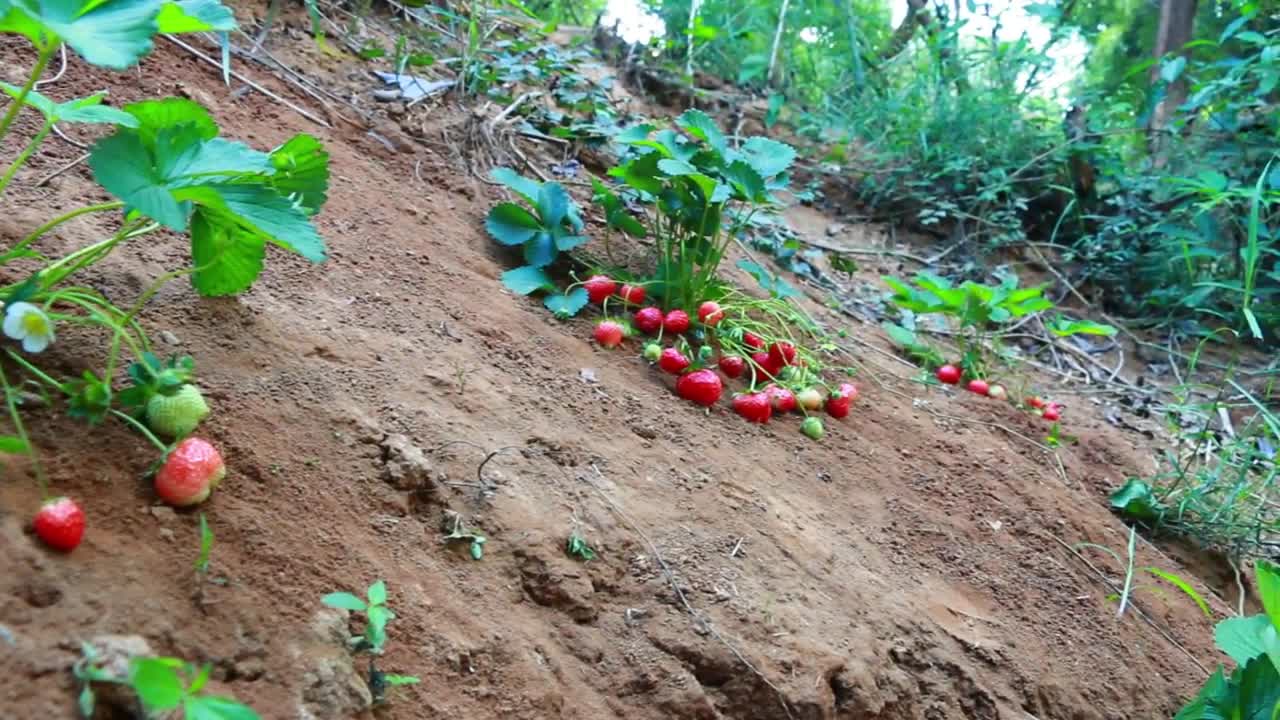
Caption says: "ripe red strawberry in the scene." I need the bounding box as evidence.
[795,387,823,411]
[584,275,617,304]
[718,355,745,379]
[768,342,797,368]
[618,284,646,305]
[594,321,624,348]
[155,438,226,507]
[826,383,858,419]
[936,364,961,385]
[764,385,797,413]
[676,369,723,407]
[663,310,691,334]
[634,307,663,335]
[33,496,84,552]
[750,351,780,379]
[1027,396,1046,409]
[658,348,690,375]
[697,301,724,326]
[732,393,772,423]
[967,379,990,396]
[742,332,765,350]
[1042,404,1062,422]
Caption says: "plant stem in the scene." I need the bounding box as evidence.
[7,201,125,261]
[109,409,170,453]
[0,121,52,197]
[0,362,49,498]
[0,42,56,145]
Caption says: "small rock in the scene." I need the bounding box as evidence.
[386,102,406,117]
[372,89,401,102]
[159,330,181,346]
[158,528,175,542]
[85,634,155,713]
[579,368,599,384]
[149,506,177,523]
[296,608,373,719]
[380,433,435,493]
[825,223,845,237]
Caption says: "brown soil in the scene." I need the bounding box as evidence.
[0,7,1228,720]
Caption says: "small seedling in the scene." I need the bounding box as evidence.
[321,580,395,654]
[565,532,596,562]
[73,644,258,719]
[368,660,421,705]
[442,511,487,560]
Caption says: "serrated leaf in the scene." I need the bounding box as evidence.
[321,592,367,611]
[485,203,541,245]
[722,159,765,202]
[1258,561,1280,629]
[522,230,556,267]
[490,167,540,206]
[6,0,164,70]
[366,580,387,606]
[125,97,218,144]
[189,208,266,296]
[0,84,138,126]
[1109,479,1161,521]
[657,158,697,176]
[537,181,570,227]
[676,108,726,155]
[553,231,586,251]
[501,265,551,295]
[156,0,235,32]
[183,184,325,262]
[90,131,190,229]
[129,658,184,711]
[740,136,796,178]
[268,134,328,214]
[544,287,588,317]
[1215,615,1272,666]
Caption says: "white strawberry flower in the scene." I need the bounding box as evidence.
[3,302,55,353]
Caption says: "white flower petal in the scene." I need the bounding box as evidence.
[22,333,49,353]
[2,308,26,340]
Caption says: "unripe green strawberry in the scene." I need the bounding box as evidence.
[146,384,210,438]
[801,416,824,440]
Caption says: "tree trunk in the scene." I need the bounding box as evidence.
[766,0,792,87]
[685,0,702,77]
[1149,0,1198,164]
[845,0,864,88]
[877,0,930,63]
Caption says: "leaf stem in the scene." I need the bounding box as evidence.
[0,121,52,197]
[0,361,49,499]
[0,42,57,147]
[109,409,170,453]
[5,201,125,263]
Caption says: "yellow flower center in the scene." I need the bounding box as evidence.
[21,311,48,336]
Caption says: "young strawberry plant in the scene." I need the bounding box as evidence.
[321,581,420,703]
[73,646,258,719]
[484,167,590,316]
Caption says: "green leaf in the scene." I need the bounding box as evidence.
[1109,479,1162,521]
[1143,567,1211,617]
[1258,561,1280,629]
[536,181,570,227]
[1047,316,1118,337]
[187,184,326,262]
[1216,615,1273,666]
[7,0,164,69]
[1234,655,1280,720]
[194,512,213,572]
[469,539,484,560]
[125,97,218,144]
[657,158,697,176]
[553,231,587,252]
[881,321,917,348]
[366,580,387,606]
[500,265,551,295]
[737,259,798,299]
[0,84,138,126]
[543,287,588,318]
[130,658,184,711]
[184,695,261,720]
[740,136,796,178]
[321,592,367,611]
[78,685,95,718]
[722,160,765,202]
[490,167,540,206]
[381,674,421,686]
[189,208,265,296]
[89,131,189,229]
[0,435,30,454]
[156,0,236,32]
[268,134,329,214]
[485,203,541,246]
[675,109,726,155]
[1175,665,1231,720]
[522,231,556,267]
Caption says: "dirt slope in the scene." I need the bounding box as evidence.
[0,13,1220,720]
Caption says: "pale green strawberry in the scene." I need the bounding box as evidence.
[146,384,210,438]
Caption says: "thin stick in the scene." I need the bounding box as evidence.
[161,35,331,128]
[1048,533,1210,677]
[489,91,541,130]
[583,465,796,720]
[35,152,89,186]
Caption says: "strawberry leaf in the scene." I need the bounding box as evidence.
[320,592,367,611]
[489,166,540,206]
[183,695,260,720]
[676,108,727,155]
[366,580,387,606]
[129,658,184,711]
[268,134,328,215]
[4,0,164,70]
[501,265,552,295]
[189,209,265,296]
[0,84,138,126]
[156,0,235,32]
[522,230,556,267]
[485,203,541,246]
[187,184,325,262]
[543,287,588,318]
[125,97,218,144]
[738,136,796,179]
[536,181,570,227]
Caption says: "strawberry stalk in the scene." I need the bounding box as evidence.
[109,410,171,454]
[0,363,49,499]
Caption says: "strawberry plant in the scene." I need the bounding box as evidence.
[484,167,590,317]
[565,532,596,561]
[73,646,258,719]
[321,581,419,702]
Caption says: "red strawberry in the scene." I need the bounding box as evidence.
[967,379,990,396]
[583,275,617,304]
[732,393,772,423]
[676,369,723,407]
[658,348,690,375]
[33,496,84,552]
[751,351,782,379]
[764,385,797,413]
[697,301,724,326]
[618,284,646,305]
[155,438,226,507]
[936,364,961,385]
[742,332,765,350]
[1027,396,1046,409]
[663,310,691,334]
[593,321,624,348]
[718,355,746,379]
[634,307,663,335]
[826,383,858,419]
[1042,404,1062,422]
[768,342,797,368]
